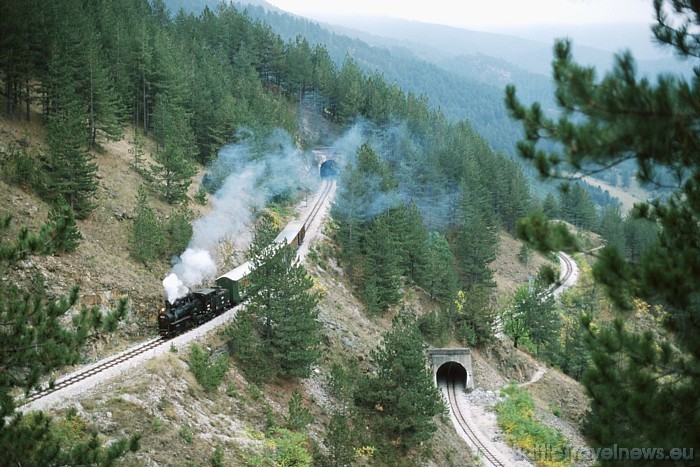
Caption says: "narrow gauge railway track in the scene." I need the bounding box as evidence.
[557,252,574,287]
[20,180,336,409]
[304,179,333,228]
[21,337,165,406]
[446,381,506,467]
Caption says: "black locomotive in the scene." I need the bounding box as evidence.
[158,288,231,337]
[158,219,306,338]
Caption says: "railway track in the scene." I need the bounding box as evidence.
[557,252,574,286]
[304,179,334,228]
[20,179,337,410]
[21,337,165,406]
[446,381,507,467]
[552,251,576,298]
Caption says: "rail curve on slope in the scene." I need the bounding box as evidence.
[20,179,336,410]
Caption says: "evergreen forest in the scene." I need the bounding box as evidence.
[1,0,699,464]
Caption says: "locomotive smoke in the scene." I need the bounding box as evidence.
[163,249,217,303]
[163,129,317,303]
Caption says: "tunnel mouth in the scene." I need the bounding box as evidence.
[320,159,339,178]
[436,361,467,388]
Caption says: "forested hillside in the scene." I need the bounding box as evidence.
[0,0,536,463]
[2,0,692,464]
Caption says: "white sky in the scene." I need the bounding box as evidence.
[265,0,655,29]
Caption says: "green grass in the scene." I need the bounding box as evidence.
[496,384,570,466]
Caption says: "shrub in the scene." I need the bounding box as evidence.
[188,343,228,392]
[496,384,569,466]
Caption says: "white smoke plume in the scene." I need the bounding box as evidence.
[163,129,317,303]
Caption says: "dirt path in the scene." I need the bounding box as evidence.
[519,366,547,388]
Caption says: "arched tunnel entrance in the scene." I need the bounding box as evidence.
[427,348,473,389]
[320,159,339,178]
[436,361,468,388]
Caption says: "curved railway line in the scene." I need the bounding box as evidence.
[20,179,336,410]
[445,381,507,467]
[556,252,574,287]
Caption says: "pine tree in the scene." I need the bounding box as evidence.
[623,214,658,261]
[362,213,401,314]
[504,280,560,355]
[128,127,146,172]
[43,202,82,254]
[246,213,279,260]
[356,312,444,451]
[285,389,312,432]
[423,231,457,304]
[227,308,275,386]
[163,208,193,258]
[44,103,98,219]
[454,181,498,288]
[235,222,322,380]
[0,214,138,465]
[82,38,123,147]
[334,57,365,123]
[395,202,429,284]
[322,411,356,467]
[129,187,163,264]
[453,287,496,346]
[506,0,700,452]
[542,193,559,219]
[598,206,626,254]
[150,95,196,204]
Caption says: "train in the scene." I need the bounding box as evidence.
[158,219,306,338]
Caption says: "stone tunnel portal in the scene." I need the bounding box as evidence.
[320,159,339,178]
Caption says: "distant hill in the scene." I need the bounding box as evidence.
[309,15,691,79]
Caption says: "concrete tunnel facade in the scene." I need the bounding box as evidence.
[427,348,473,389]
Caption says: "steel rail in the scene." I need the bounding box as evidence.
[447,381,507,467]
[20,180,337,408]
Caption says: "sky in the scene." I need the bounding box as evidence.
[264,0,656,30]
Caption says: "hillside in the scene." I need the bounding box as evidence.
[0,1,601,464]
[2,109,594,465]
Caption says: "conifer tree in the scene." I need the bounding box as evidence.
[129,187,163,264]
[129,127,146,172]
[506,0,700,452]
[246,213,279,260]
[322,411,356,467]
[163,208,193,258]
[362,213,401,314]
[542,193,559,219]
[598,206,626,253]
[82,38,123,147]
[504,280,560,355]
[356,312,444,451]
[454,181,498,288]
[44,202,82,254]
[0,214,138,465]
[233,222,322,380]
[45,103,98,219]
[150,95,196,204]
[395,202,430,284]
[424,232,458,304]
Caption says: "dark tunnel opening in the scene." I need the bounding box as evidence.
[436,361,467,388]
[320,159,339,178]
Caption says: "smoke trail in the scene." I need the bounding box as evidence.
[163,129,317,303]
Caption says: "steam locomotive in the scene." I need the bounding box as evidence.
[158,220,306,338]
